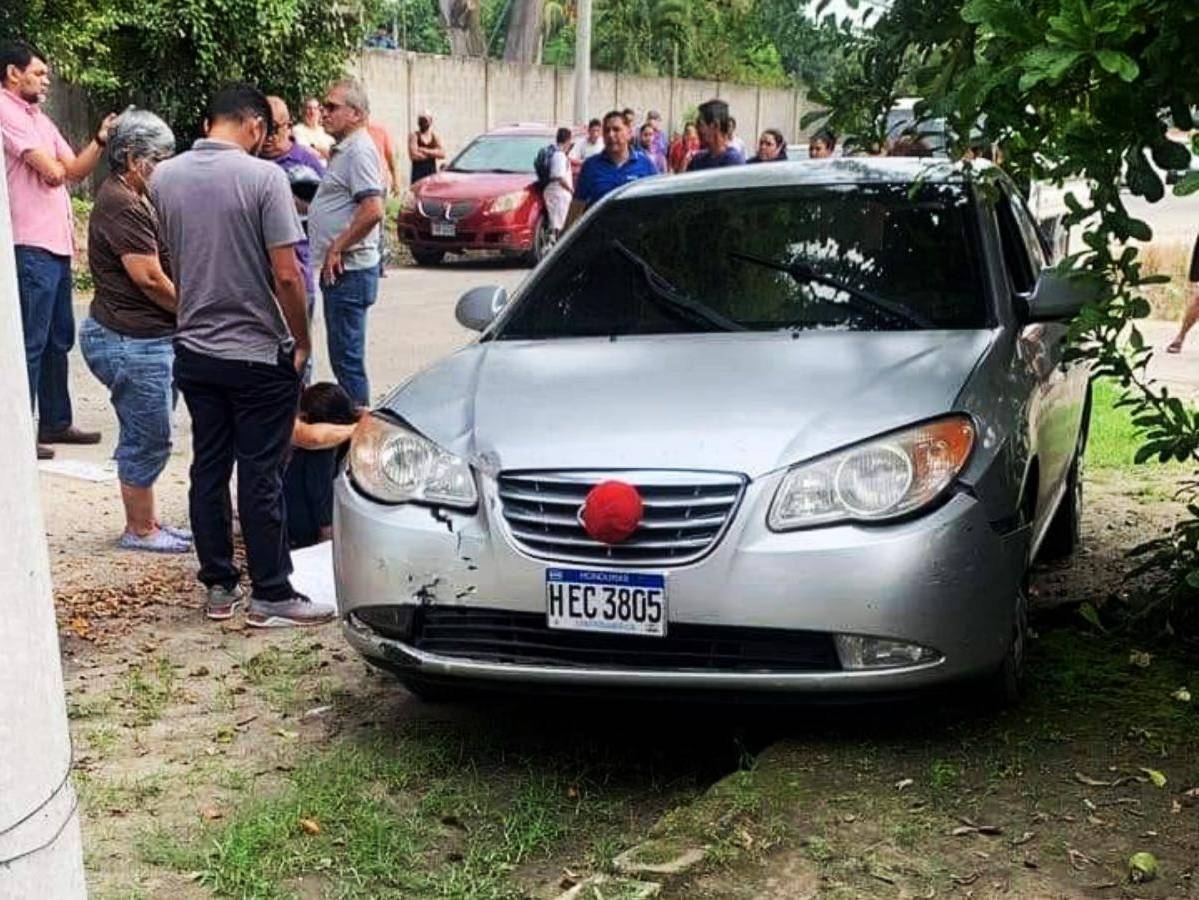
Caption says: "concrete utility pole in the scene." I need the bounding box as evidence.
[0,164,87,895]
[573,0,592,125]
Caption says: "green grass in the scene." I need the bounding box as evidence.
[140,715,707,899]
[120,657,178,726]
[240,639,324,712]
[1085,378,1188,471]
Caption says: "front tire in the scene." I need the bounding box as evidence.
[412,248,445,266]
[983,582,1028,708]
[1039,457,1081,561]
[524,214,555,267]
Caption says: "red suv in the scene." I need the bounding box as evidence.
[397,123,566,267]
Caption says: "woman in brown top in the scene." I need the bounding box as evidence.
[79,109,189,553]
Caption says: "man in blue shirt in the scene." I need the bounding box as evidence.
[687,99,746,171]
[567,110,659,228]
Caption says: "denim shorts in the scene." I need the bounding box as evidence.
[79,317,175,488]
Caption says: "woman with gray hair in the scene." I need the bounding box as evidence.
[80,108,191,552]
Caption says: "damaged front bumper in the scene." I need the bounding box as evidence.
[332,470,1029,695]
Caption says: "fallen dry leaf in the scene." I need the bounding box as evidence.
[1011,831,1035,846]
[1140,767,1167,788]
[1067,848,1098,870]
[198,805,223,822]
[298,818,322,836]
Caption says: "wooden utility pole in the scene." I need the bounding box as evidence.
[0,142,86,897]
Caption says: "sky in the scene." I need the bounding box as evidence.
[808,0,891,26]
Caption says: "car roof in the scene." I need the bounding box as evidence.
[485,123,557,137]
[483,122,588,138]
[614,157,985,201]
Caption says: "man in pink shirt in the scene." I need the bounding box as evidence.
[1,41,115,458]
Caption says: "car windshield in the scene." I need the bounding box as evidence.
[494,182,987,339]
[448,135,548,174]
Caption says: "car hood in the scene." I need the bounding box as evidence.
[413,170,535,200]
[382,330,995,478]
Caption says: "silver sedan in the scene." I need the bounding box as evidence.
[333,159,1092,704]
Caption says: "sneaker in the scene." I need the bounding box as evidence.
[206,583,245,621]
[159,523,193,542]
[118,529,192,554]
[246,593,335,629]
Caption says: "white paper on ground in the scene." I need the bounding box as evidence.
[289,539,337,610]
[39,459,119,482]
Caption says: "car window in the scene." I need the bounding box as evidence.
[495,182,988,339]
[994,194,1036,295]
[1006,187,1049,269]
[449,136,548,174]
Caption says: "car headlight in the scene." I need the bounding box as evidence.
[767,415,975,530]
[348,414,477,508]
[486,190,527,215]
[400,189,417,213]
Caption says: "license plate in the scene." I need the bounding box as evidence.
[431,221,456,237]
[546,568,667,637]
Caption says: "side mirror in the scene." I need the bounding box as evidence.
[1022,268,1100,322]
[455,285,508,331]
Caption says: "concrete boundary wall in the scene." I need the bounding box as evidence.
[357,50,813,189]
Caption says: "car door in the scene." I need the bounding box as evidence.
[993,186,1072,538]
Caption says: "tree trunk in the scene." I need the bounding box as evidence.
[503,0,544,63]
[438,0,487,56]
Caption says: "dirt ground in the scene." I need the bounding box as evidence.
[56,461,1197,899]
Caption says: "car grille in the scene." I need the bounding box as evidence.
[497,470,745,566]
[418,199,480,220]
[401,606,841,673]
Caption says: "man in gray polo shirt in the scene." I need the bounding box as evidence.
[308,77,384,405]
[150,82,330,629]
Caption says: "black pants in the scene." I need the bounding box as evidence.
[283,447,339,549]
[175,345,300,602]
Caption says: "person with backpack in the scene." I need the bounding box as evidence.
[537,127,574,239]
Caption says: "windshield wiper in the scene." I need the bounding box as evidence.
[613,240,746,333]
[728,250,935,330]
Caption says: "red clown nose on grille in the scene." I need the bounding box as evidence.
[580,481,643,544]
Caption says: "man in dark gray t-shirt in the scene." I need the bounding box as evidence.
[149,82,331,630]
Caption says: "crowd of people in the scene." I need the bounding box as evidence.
[543,100,839,234]
[1,39,403,627]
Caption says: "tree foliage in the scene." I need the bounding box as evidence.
[812,0,1199,633]
[2,0,363,138]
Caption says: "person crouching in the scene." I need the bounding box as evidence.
[286,383,361,548]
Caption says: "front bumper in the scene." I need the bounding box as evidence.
[397,214,534,253]
[333,470,1029,695]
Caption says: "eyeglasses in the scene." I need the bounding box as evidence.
[273,120,292,130]
[321,101,344,113]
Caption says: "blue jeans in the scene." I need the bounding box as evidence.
[15,246,74,431]
[79,318,174,488]
[322,267,378,405]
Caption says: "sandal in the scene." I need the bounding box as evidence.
[1167,339,1183,354]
